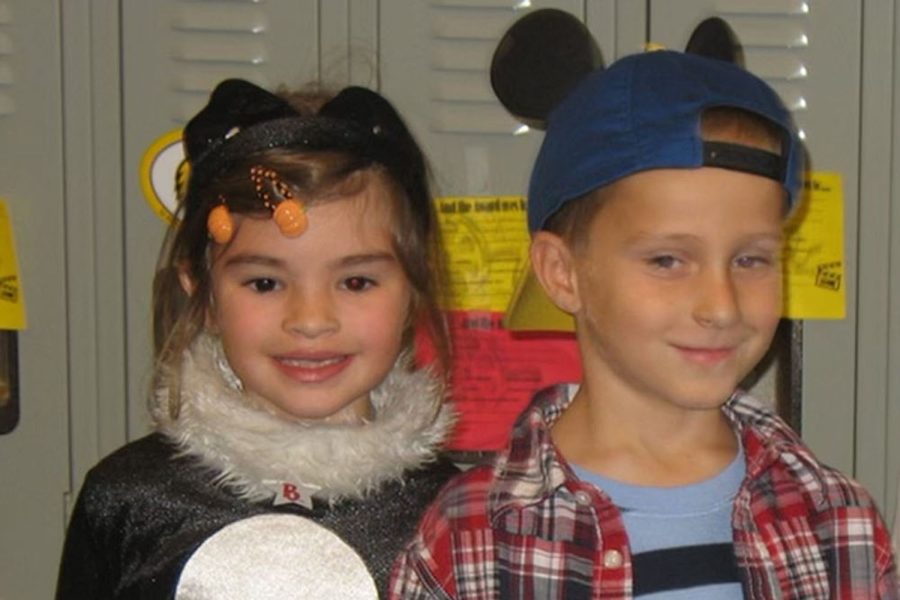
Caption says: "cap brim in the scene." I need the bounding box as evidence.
[502,261,575,333]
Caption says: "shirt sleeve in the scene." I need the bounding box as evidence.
[389,542,445,599]
[875,515,899,599]
[55,481,109,599]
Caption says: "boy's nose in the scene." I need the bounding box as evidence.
[693,268,740,328]
[282,289,339,337]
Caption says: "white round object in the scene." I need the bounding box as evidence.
[176,514,378,599]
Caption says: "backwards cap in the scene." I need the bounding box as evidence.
[491,10,804,232]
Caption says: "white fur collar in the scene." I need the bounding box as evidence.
[152,334,454,502]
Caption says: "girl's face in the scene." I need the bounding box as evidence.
[206,178,411,421]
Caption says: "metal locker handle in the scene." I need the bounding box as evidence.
[0,330,19,434]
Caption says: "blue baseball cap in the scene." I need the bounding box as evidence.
[527,50,803,232]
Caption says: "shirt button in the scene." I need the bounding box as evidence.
[603,549,623,569]
[574,490,592,505]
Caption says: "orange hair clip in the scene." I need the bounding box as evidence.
[250,165,308,238]
[207,196,235,244]
[205,167,308,244]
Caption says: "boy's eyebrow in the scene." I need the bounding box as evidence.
[627,231,784,245]
[626,232,702,244]
[630,230,783,239]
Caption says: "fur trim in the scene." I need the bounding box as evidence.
[152,334,454,502]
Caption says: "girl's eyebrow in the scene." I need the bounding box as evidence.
[222,254,285,268]
[221,251,398,269]
[337,252,397,268]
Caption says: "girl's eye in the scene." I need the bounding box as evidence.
[343,276,375,292]
[247,278,279,293]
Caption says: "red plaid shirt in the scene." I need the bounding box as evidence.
[391,385,898,599]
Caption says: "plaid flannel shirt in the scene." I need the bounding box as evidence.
[391,385,898,599]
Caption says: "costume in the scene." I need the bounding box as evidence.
[56,335,457,599]
[391,385,899,599]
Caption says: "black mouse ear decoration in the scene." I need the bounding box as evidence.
[490,9,603,130]
[684,17,744,66]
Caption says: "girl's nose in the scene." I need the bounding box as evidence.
[693,268,740,328]
[282,289,339,337]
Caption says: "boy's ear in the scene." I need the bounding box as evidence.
[530,231,582,314]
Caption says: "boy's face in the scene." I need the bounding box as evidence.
[536,166,784,416]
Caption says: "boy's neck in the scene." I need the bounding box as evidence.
[551,385,739,487]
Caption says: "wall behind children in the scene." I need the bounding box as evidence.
[0,1,897,598]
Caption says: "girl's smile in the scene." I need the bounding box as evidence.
[273,353,352,383]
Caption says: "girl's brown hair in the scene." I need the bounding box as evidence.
[152,89,449,419]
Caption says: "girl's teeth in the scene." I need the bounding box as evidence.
[279,356,342,368]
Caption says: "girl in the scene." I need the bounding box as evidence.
[56,79,457,599]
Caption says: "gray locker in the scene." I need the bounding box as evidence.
[2,1,898,598]
[648,0,864,485]
[0,3,69,599]
[858,0,900,530]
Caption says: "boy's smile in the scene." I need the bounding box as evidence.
[559,166,785,422]
[206,181,411,422]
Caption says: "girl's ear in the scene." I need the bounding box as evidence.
[178,263,219,332]
[177,263,197,297]
[530,231,582,314]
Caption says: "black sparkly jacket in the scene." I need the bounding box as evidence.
[56,335,457,599]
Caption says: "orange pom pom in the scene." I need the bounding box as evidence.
[207,204,234,244]
[273,200,307,237]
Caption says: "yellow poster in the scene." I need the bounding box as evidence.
[783,172,846,319]
[0,200,26,330]
[436,196,532,311]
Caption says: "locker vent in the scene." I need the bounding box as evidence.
[0,1,14,116]
[428,2,524,135]
[171,0,270,122]
[716,1,811,136]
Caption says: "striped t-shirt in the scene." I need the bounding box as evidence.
[573,445,745,598]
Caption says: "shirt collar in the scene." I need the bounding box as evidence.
[724,391,828,509]
[488,384,578,519]
[488,386,819,518]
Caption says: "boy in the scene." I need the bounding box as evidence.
[391,49,898,598]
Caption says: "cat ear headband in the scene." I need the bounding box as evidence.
[181,79,429,243]
[489,10,803,232]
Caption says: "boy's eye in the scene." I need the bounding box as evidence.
[647,255,681,270]
[247,278,279,293]
[734,255,773,269]
[343,276,375,292]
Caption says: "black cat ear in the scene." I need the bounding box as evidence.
[685,17,744,66]
[490,8,603,130]
[320,86,417,153]
[183,79,297,165]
